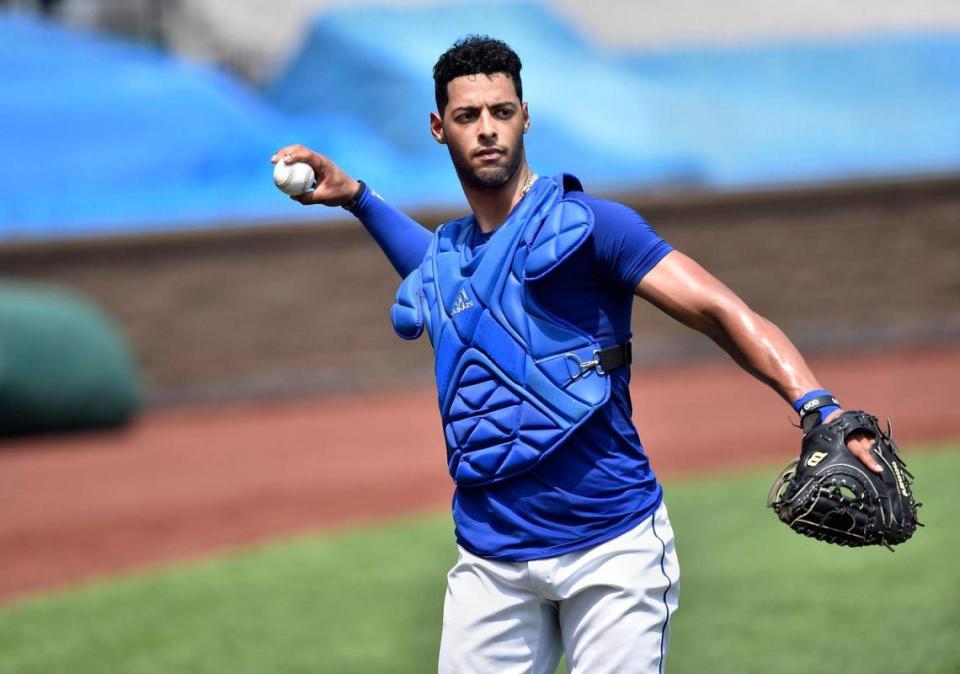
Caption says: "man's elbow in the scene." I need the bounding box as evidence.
[702,297,759,341]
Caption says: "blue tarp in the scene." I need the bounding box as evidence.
[0,14,286,237]
[266,3,701,191]
[1,5,959,240]
[270,4,960,188]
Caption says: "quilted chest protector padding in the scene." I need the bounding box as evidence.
[390,175,611,486]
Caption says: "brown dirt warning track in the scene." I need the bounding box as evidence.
[1,345,958,604]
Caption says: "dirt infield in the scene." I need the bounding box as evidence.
[1,344,957,604]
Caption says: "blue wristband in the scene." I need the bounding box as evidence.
[793,389,840,429]
[792,389,832,413]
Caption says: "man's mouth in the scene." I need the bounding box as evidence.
[474,148,505,161]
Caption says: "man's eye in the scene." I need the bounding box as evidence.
[496,108,514,118]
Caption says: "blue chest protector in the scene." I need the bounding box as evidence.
[390,175,612,486]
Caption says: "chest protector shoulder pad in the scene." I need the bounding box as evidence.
[390,175,611,486]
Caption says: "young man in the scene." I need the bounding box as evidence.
[272,36,880,674]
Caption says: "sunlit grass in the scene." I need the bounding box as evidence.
[1,443,955,674]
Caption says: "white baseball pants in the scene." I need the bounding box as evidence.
[437,502,680,674]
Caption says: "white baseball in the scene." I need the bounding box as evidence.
[273,160,316,196]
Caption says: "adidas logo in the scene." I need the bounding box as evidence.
[451,288,474,316]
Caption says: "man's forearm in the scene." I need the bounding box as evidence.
[348,184,434,278]
[705,304,823,405]
[635,251,877,465]
[269,145,433,278]
[635,251,830,407]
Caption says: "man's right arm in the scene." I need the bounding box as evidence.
[271,145,433,277]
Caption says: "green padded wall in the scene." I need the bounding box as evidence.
[0,282,142,435]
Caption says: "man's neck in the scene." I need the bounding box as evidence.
[463,164,536,234]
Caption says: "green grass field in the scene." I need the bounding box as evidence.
[2,443,957,674]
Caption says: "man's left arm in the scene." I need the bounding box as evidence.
[634,249,882,473]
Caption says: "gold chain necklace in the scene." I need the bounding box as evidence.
[520,172,538,198]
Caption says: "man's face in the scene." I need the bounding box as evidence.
[430,73,530,189]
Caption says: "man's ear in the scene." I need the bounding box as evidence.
[430,111,446,144]
[522,102,530,134]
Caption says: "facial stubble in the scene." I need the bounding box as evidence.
[449,135,525,191]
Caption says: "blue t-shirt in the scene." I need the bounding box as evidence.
[352,181,673,561]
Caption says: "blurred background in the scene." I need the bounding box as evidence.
[0,1,958,673]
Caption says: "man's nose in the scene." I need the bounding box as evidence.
[477,110,497,141]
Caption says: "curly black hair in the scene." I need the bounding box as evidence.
[433,35,523,113]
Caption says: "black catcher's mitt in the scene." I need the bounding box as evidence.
[768,410,921,550]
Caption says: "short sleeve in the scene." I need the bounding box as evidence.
[579,194,673,290]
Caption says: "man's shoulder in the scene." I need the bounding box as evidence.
[563,189,649,231]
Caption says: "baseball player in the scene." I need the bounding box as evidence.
[272,36,881,674]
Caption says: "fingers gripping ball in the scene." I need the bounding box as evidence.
[273,160,316,196]
[768,411,921,550]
